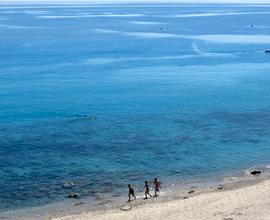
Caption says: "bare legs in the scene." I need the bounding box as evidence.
[144,190,152,199]
[128,193,136,202]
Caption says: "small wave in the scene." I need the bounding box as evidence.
[71,114,97,120]
[37,13,144,19]
[23,10,51,15]
[169,11,270,18]
[0,24,39,29]
[130,20,165,25]
[222,176,242,182]
[94,28,270,44]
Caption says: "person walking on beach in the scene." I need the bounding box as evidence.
[144,181,152,199]
[128,184,136,202]
[153,178,161,197]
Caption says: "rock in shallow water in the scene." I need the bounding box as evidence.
[250,170,261,175]
[74,202,85,206]
[63,182,75,189]
[68,192,78,198]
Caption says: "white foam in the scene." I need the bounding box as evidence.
[193,34,270,44]
[192,42,205,55]
[191,42,232,57]
[94,28,180,38]
[0,24,39,29]
[174,12,227,17]
[124,31,179,38]
[83,52,234,65]
[170,11,270,18]
[94,28,270,44]
[130,20,165,25]
[23,10,50,15]
[223,176,242,182]
[84,58,119,65]
[1,11,17,14]
[93,28,121,34]
[37,13,144,19]
[0,5,238,10]
[242,4,270,7]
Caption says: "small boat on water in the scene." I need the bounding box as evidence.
[265,49,270,53]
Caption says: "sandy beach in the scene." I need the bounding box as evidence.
[3,3,270,220]
[52,176,270,220]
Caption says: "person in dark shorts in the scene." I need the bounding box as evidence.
[144,181,152,199]
[153,178,161,197]
[128,184,136,202]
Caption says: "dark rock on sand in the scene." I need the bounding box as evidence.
[250,170,261,175]
[68,192,78,198]
[188,190,195,194]
[218,185,223,190]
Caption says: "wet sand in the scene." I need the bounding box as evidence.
[51,175,270,220]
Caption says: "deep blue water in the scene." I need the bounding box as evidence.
[1,3,270,212]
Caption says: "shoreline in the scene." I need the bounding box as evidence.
[2,165,270,220]
[51,172,270,220]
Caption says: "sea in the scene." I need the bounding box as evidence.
[1,3,270,219]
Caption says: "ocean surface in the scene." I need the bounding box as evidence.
[1,3,270,216]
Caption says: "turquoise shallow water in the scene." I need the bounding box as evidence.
[1,3,270,213]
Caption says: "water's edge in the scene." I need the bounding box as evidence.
[1,162,270,220]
